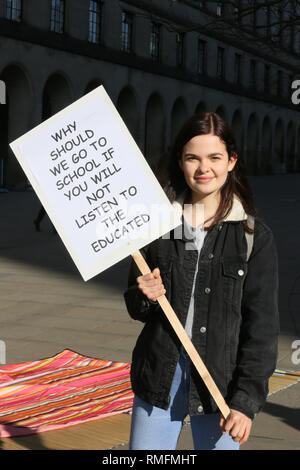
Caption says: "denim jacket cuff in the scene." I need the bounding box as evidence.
[228,391,261,420]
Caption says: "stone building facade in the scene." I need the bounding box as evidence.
[0,0,299,189]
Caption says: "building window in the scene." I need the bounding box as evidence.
[121,11,133,53]
[150,22,160,61]
[289,21,295,52]
[176,33,184,67]
[264,64,270,93]
[250,59,256,89]
[217,46,225,79]
[264,5,271,39]
[197,39,206,74]
[88,0,102,43]
[289,1,298,52]
[50,0,64,34]
[234,53,242,84]
[5,0,22,22]
[234,5,241,25]
[216,2,223,17]
[277,70,283,96]
[250,0,257,31]
[278,7,284,46]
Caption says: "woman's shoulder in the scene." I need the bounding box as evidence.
[250,215,277,257]
[252,215,275,238]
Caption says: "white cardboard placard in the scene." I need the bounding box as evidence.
[10,86,181,281]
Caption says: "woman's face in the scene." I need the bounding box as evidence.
[179,133,237,201]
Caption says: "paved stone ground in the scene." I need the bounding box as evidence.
[0,173,299,450]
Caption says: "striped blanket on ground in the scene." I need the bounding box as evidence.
[0,349,133,438]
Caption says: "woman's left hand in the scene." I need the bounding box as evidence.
[219,409,252,445]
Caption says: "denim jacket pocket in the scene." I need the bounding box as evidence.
[222,259,248,307]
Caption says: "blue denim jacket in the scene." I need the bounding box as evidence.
[124,198,280,419]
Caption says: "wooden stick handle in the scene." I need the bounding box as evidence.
[132,250,231,420]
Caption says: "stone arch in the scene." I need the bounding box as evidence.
[144,93,166,169]
[0,63,33,188]
[246,113,259,175]
[215,105,227,121]
[171,97,188,142]
[261,116,272,174]
[286,121,296,172]
[116,86,139,143]
[194,101,207,114]
[274,119,285,172]
[42,73,73,120]
[231,109,244,162]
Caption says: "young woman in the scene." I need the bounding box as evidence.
[124,112,279,450]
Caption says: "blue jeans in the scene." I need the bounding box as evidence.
[129,349,239,450]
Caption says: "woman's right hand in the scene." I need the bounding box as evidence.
[136,267,166,302]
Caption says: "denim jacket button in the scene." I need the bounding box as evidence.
[204,287,211,294]
[200,326,206,334]
[208,253,214,259]
[238,269,244,276]
[197,405,203,413]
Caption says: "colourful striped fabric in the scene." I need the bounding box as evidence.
[0,349,133,437]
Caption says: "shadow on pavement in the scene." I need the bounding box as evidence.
[263,401,300,433]
[1,173,300,336]
[0,426,49,450]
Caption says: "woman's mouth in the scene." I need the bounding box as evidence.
[195,176,214,183]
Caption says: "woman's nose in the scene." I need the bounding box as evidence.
[195,160,210,174]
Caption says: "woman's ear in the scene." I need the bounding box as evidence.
[228,152,238,172]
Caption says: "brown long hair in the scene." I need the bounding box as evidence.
[155,112,256,233]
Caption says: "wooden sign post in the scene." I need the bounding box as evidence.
[132,250,230,420]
